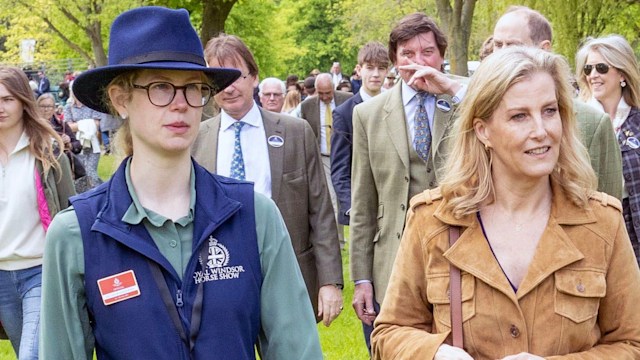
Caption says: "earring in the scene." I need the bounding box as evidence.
[621,80,627,88]
[120,113,128,120]
[484,143,490,151]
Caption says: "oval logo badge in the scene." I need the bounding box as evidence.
[626,136,640,149]
[436,99,451,113]
[267,135,284,148]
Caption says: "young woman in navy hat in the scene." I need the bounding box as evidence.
[40,6,322,359]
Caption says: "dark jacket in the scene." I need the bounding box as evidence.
[72,160,262,359]
[330,92,363,225]
[49,116,82,154]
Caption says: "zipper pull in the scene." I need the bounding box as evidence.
[176,289,184,307]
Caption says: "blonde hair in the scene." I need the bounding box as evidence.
[282,90,301,113]
[440,47,596,218]
[0,67,62,173]
[576,35,640,108]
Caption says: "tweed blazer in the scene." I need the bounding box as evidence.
[573,99,623,199]
[620,107,640,240]
[350,82,458,303]
[299,91,353,141]
[191,109,343,318]
[372,184,640,359]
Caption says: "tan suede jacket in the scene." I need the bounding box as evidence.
[372,183,640,359]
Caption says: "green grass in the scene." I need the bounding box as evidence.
[0,155,369,359]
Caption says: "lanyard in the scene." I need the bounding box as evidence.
[146,242,207,354]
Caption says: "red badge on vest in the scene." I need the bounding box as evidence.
[97,270,141,306]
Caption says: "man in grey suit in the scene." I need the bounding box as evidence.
[192,34,344,327]
[350,13,467,351]
[300,74,352,247]
[492,5,623,198]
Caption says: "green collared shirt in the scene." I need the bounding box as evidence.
[123,160,195,279]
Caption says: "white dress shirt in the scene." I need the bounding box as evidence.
[319,99,336,155]
[217,102,272,198]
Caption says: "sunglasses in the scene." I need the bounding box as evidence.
[583,63,610,76]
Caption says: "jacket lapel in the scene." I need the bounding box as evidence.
[261,110,285,201]
[199,115,221,172]
[383,83,410,169]
[431,94,455,162]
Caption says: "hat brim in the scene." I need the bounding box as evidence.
[72,62,241,114]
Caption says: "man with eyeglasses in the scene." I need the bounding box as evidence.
[191,34,344,327]
[258,78,286,113]
[492,5,623,199]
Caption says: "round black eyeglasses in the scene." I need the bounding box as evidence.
[583,63,610,76]
[132,82,214,108]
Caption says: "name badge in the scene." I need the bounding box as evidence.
[97,270,141,306]
[267,135,284,148]
[436,99,451,113]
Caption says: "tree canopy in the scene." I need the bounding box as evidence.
[1,0,639,81]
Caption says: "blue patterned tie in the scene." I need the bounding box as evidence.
[413,92,431,162]
[230,121,246,180]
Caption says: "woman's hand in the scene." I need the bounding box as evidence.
[434,344,474,360]
[500,353,544,360]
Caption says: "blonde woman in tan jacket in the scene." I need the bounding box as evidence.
[372,47,640,359]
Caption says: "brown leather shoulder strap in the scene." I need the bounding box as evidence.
[449,226,463,348]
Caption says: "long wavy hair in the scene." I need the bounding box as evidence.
[440,47,596,218]
[0,66,62,173]
[576,35,640,108]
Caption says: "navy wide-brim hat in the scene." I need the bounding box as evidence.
[73,6,240,114]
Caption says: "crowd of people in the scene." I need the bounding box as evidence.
[0,3,639,360]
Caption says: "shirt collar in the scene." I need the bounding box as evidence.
[11,131,30,155]
[401,80,420,107]
[122,158,196,227]
[220,101,263,131]
[359,88,373,102]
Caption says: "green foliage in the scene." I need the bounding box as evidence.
[225,0,295,79]
[284,0,358,79]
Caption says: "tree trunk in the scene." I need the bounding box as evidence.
[435,0,476,76]
[200,0,237,46]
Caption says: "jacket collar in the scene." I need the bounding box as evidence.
[435,178,593,301]
[91,158,242,278]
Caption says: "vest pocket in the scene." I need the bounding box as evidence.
[554,269,606,323]
[427,273,476,328]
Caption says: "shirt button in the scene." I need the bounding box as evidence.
[510,324,520,338]
[429,181,435,187]
[426,168,432,173]
[396,232,401,239]
[404,176,409,182]
[169,240,177,248]
[400,204,406,211]
[577,284,585,293]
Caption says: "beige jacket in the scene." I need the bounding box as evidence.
[372,182,640,359]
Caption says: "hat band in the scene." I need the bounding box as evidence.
[118,51,206,66]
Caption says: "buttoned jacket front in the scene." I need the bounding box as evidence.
[350,81,458,303]
[372,182,640,359]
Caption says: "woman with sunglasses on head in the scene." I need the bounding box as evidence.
[0,67,74,360]
[40,6,322,360]
[576,35,640,265]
